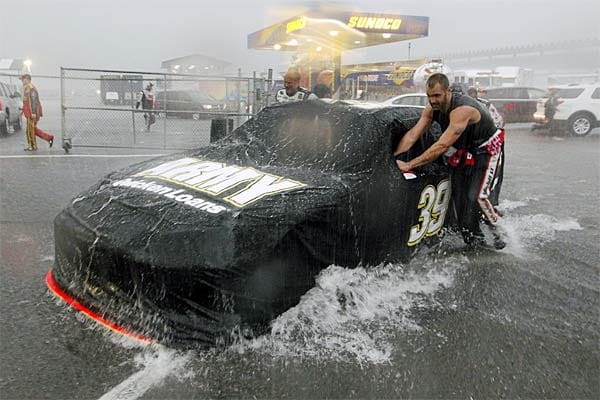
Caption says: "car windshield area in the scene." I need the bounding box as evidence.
[237,103,382,172]
[267,112,358,170]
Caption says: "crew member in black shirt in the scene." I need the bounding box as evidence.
[394,73,506,249]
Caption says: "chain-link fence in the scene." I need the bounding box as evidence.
[60,67,274,151]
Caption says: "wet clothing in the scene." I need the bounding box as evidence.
[136,88,155,110]
[22,82,42,120]
[25,119,53,150]
[136,88,155,130]
[475,97,504,128]
[275,87,318,103]
[433,93,504,243]
[544,94,559,123]
[22,82,53,150]
[433,93,497,150]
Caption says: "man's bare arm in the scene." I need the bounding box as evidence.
[396,106,477,171]
[394,105,434,155]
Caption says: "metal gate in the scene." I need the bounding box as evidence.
[60,67,273,152]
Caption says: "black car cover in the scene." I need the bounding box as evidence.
[50,100,451,346]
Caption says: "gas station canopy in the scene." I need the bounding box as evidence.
[248,10,429,52]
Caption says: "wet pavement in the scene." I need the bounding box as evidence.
[1,124,598,399]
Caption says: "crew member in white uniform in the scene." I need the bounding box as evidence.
[276,69,318,103]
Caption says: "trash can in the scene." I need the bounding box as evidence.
[210,119,234,143]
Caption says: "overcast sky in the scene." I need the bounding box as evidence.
[2,0,598,75]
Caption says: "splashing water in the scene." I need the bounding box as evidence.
[232,256,464,365]
[98,346,193,400]
[496,198,583,258]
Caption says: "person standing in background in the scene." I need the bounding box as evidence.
[19,74,54,151]
[313,83,332,99]
[276,69,318,103]
[136,83,156,131]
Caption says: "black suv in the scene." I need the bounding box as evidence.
[155,90,226,119]
[480,86,548,123]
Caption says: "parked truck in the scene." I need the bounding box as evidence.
[100,74,143,105]
[494,66,533,87]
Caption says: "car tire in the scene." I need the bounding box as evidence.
[0,114,8,135]
[242,233,323,321]
[568,113,594,137]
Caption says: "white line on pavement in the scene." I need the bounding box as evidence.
[0,154,166,159]
[98,349,191,400]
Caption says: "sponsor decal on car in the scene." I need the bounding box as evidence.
[408,178,451,246]
[132,157,306,208]
[112,178,228,214]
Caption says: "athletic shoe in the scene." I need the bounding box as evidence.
[492,235,506,250]
[49,138,54,148]
[465,237,497,252]
[481,224,507,250]
[24,147,35,151]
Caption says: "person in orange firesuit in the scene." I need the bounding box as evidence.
[19,74,54,151]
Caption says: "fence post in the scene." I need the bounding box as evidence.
[236,68,242,130]
[163,74,167,149]
[131,77,137,144]
[267,68,273,108]
[60,67,68,153]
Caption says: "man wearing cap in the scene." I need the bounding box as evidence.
[136,83,155,131]
[19,74,54,151]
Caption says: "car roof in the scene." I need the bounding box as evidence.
[483,86,543,90]
[223,100,424,172]
[382,93,427,103]
[390,93,426,97]
[547,83,599,89]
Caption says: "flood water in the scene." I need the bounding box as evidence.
[1,125,598,399]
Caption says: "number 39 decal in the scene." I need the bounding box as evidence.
[408,179,451,246]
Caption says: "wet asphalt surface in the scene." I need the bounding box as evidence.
[1,123,599,400]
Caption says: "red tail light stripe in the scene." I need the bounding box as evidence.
[45,269,155,344]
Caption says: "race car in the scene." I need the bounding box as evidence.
[46,100,452,346]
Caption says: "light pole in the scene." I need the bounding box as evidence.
[23,59,33,73]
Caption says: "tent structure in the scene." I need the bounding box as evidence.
[161,54,232,74]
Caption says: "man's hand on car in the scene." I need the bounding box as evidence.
[396,159,412,172]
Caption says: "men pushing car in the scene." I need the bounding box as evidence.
[394,73,506,250]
